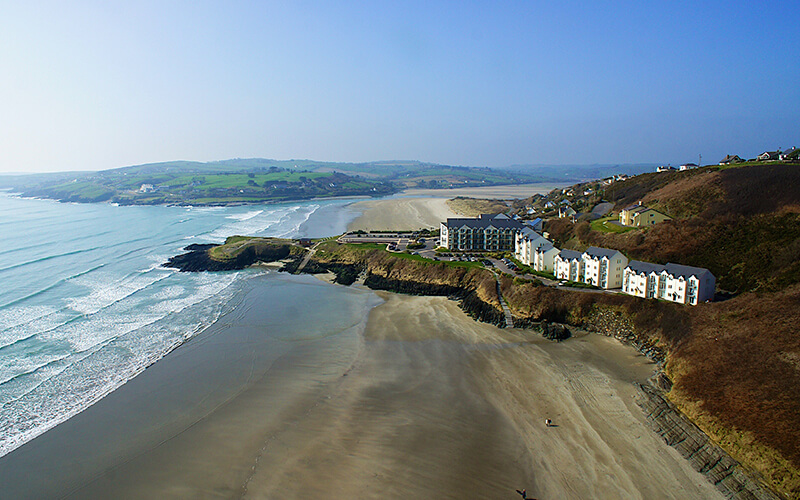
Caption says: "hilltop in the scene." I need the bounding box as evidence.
[518,163,800,294]
[0,159,547,206]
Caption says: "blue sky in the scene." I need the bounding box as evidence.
[1,1,798,173]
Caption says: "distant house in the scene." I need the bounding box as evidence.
[757,151,781,161]
[615,174,629,181]
[543,201,556,209]
[602,177,615,185]
[139,184,155,193]
[583,187,594,195]
[439,213,521,251]
[622,261,715,305]
[525,218,544,232]
[779,147,797,161]
[619,202,672,227]
[558,206,577,219]
[679,163,698,171]
[718,155,743,165]
[656,165,676,172]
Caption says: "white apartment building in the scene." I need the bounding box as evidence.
[554,249,583,282]
[553,246,628,289]
[622,261,716,305]
[581,246,628,289]
[514,230,550,265]
[532,242,560,273]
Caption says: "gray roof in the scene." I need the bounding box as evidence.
[626,261,713,280]
[535,242,557,252]
[558,249,582,261]
[664,263,713,280]
[623,203,646,211]
[626,260,665,275]
[446,214,523,230]
[584,246,621,259]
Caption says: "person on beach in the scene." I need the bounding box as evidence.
[544,418,552,427]
[515,488,536,499]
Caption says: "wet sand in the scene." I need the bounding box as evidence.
[0,287,721,499]
[403,183,565,200]
[242,294,720,499]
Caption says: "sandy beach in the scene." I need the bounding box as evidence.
[347,183,565,231]
[0,194,721,499]
[347,196,457,231]
[0,288,721,499]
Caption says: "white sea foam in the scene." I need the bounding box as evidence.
[66,270,172,316]
[226,209,264,221]
[0,195,345,459]
[0,269,243,459]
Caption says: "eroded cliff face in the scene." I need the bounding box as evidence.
[312,249,506,326]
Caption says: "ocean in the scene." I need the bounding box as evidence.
[0,192,364,458]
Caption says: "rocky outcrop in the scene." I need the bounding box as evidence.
[539,320,571,341]
[637,383,780,500]
[165,242,296,272]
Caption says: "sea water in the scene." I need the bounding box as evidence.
[0,192,361,458]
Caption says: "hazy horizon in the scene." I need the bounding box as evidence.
[1,2,797,174]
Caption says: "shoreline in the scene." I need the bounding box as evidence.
[0,282,722,499]
[0,191,728,498]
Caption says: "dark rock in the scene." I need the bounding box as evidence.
[540,320,571,341]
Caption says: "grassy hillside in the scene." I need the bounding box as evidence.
[0,158,549,205]
[545,164,800,294]
[525,162,800,497]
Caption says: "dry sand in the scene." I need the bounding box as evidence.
[347,196,457,231]
[346,182,565,231]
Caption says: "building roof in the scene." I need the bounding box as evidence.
[518,227,544,240]
[446,213,523,230]
[719,154,742,164]
[557,249,582,261]
[623,202,645,212]
[535,241,557,253]
[626,260,666,275]
[632,207,670,219]
[626,261,713,280]
[525,217,543,227]
[663,263,713,280]
[584,246,621,260]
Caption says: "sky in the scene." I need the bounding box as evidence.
[1,1,798,173]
